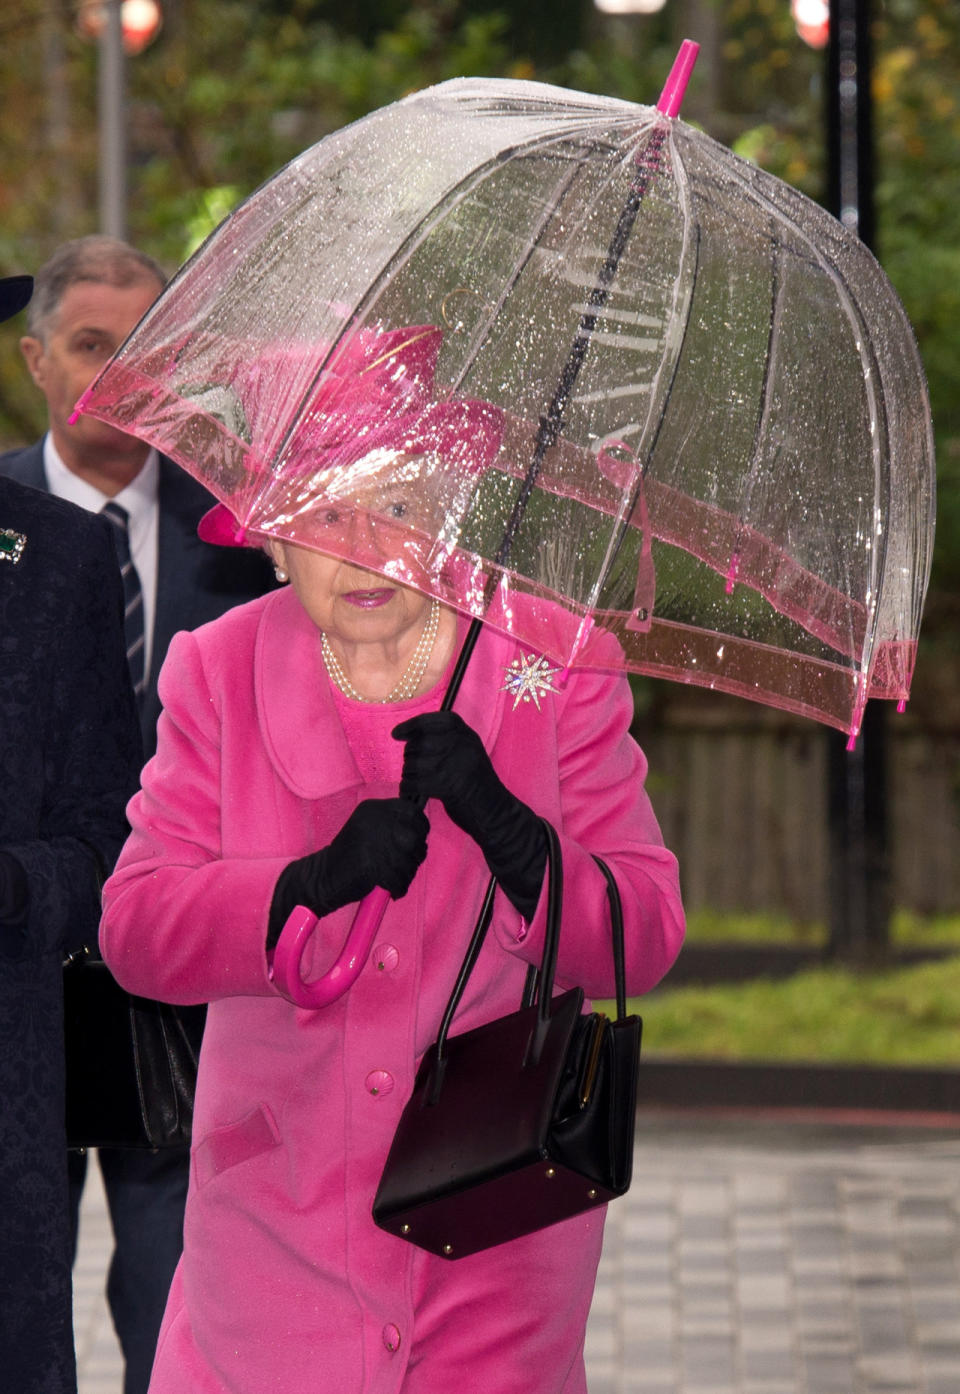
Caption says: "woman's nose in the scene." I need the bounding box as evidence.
[347,505,389,560]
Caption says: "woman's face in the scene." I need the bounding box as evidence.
[267,457,446,647]
[268,538,434,648]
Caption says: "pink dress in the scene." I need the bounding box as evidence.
[100,587,685,1394]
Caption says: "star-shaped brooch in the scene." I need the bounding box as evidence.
[0,528,27,565]
[502,652,560,711]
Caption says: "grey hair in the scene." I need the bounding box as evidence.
[26,235,166,341]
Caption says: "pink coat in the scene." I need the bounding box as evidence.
[101,586,684,1394]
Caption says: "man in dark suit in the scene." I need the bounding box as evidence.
[0,273,142,1393]
[0,238,274,1394]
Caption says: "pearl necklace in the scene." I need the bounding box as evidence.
[321,598,441,703]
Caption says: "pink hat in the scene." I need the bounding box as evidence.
[198,323,503,546]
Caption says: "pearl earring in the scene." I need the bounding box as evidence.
[274,565,288,583]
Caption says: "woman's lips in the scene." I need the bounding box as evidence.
[341,588,395,609]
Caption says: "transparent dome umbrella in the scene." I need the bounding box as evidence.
[76,42,935,1004]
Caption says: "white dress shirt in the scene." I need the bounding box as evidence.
[44,435,160,681]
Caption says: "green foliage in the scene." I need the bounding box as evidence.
[125,1,522,267]
[723,0,960,618]
[634,953,960,1065]
[1,0,955,627]
[872,0,960,604]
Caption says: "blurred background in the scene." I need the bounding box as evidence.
[2,0,958,1071]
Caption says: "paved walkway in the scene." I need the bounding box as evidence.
[75,1113,960,1393]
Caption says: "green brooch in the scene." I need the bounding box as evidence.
[0,528,27,565]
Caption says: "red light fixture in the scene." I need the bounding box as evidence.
[792,0,829,49]
[76,0,163,55]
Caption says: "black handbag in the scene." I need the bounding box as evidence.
[373,820,642,1259]
[62,947,205,1150]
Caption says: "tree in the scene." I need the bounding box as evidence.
[2,0,955,644]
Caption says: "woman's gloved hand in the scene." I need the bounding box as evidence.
[267,798,429,950]
[392,711,546,919]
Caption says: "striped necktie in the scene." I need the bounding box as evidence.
[101,501,146,703]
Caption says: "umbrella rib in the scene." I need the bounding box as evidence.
[580,136,703,620]
[712,153,894,700]
[447,154,586,396]
[727,225,784,593]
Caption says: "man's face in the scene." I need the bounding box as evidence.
[20,278,161,462]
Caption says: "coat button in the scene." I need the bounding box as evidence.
[372,944,399,973]
[365,1070,395,1098]
[383,1323,401,1352]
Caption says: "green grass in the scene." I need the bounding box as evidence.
[890,910,960,948]
[682,907,960,950]
[618,955,960,1066]
[683,907,825,945]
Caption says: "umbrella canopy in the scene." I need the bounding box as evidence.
[77,66,934,740]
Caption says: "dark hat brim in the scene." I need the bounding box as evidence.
[0,276,33,324]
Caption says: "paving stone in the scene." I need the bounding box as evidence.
[76,1117,960,1394]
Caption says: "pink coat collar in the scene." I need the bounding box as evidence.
[253,586,512,798]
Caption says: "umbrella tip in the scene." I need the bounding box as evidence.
[656,39,700,118]
[68,389,90,426]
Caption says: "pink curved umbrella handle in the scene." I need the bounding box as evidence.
[267,887,391,1008]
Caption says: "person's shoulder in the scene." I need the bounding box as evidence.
[0,439,44,483]
[0,481,119,646]
[161,589,278,708]
[0,472,103,546]
[484,591,627,675]
[184,587,278,649]
[575,622,626,673]
[0,443,35,471]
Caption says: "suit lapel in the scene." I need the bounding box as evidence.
[153,459,207,684]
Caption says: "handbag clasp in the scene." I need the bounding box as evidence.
[578,1013,607,1108]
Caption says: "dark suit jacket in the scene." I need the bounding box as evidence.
[0,441,275,761]
[0,475,142,1393]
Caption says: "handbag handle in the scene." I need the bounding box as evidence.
[428,819,562,1097]
[425,827,628,1105]
[592,854,628,1021]
[501,851,629,1025]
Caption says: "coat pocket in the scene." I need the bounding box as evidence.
[192,1104,281,1189]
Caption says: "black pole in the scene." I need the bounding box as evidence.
[826,0,874,246]
[824,0,890,962]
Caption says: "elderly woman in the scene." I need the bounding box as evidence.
[99,325,684,1394]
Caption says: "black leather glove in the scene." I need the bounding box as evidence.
[267,798,429,950]
[0,850,28,928]
[392,711,546,920]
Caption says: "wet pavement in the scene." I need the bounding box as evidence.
[75,1111,960,1393]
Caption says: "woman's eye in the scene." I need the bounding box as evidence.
[388,500,408,520]
[322,508,341,525]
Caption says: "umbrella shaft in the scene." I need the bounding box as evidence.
[495,125,668,572]
[435,124,669,719]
